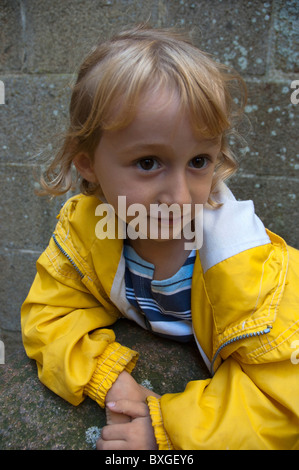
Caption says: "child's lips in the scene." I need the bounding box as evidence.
[150,215,184,227]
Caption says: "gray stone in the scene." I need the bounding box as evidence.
[0,347,106,450]
[0,320,209,450]
[0,250,40,331]
[273,0,299,73]
[0,163,64,250]
[228,175,299,249]
[236,81,299,178]
[0,0,24,73]
[17,0,156,74]
[0,74,71,163]
[165,0,272,76]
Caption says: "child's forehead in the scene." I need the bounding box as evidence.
[105,85,223,142]
[108,82,178,113]
[131,85,181,116]
[105,83,193,129]
[105,86,185,135]
[101,93,222,152]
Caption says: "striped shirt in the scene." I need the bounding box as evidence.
[124,242,196,342]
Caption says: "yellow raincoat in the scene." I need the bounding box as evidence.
[21,190,299,450]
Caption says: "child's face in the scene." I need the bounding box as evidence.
[90,87,221,237]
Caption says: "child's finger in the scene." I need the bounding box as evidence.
[96,437,128,450]
[107,399,149,419]
[106,406,131,425]
[100,422,128,442]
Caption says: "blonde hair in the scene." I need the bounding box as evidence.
[40,24,247,205]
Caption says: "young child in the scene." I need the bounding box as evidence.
[21,24,299,450]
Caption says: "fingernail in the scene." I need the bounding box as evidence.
[107,401,116,408]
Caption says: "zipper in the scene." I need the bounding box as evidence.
[211,325,272,375]
[52,234,84,279]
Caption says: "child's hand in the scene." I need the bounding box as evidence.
[105,371,159,425]
[97,400,158,450]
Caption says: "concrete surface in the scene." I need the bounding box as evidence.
[0,320,209,450]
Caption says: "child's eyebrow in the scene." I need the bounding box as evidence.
[198,136,222,145]
[119,142,170,154]
[122,136,221,150]
[117,139,222,159]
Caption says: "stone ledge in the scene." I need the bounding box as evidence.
[0,319,209,450]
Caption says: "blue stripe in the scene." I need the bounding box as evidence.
[124,243,195,342]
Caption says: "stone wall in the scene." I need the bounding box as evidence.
[0,0,298,355]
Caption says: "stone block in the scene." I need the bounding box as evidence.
[273,0,299,73]
[0,249,40,331]
[234,80,299,178]
[228,174,299,249]
[0,329,23,358]
[0,0,24,73]
[164,0,272,76]
[0,163,64,250]
[18,0,156,73]
[0,74,71,163]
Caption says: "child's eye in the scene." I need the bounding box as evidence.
[189,155,210,169]
[137,158,160,171]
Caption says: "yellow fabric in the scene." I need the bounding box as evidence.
[84,342,138,407]
[146,396,174,450]
[159,358,299,450]
[21,194,299,449]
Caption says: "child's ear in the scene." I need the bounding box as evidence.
[73,153,97,183]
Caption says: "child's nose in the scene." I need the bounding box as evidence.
[159,171,192,206]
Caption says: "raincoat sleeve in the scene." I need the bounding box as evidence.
[147,354,299,450]
[21,236,138,408]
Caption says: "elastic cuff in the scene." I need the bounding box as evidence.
[84,342,139,407]
[147,396,174,450]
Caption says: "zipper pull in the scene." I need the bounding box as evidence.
[263,326,272,334]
